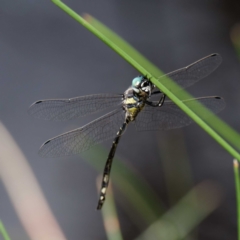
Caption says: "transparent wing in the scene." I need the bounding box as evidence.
[135,96,225,131]
[28,94,123,121]
[39,107,125,157]
[158,53,222,89]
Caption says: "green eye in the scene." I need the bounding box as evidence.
[132,76,143,87]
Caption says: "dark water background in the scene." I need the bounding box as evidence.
[0,0,240,239]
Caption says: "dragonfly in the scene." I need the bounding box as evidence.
[29,53,225,210]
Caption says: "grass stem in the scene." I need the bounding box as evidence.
[234,159,240,240]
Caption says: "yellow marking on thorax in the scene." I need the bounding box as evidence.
[124,97,145,121]
[125,98,137,105]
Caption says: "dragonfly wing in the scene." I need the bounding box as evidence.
[28,94,123,121]
[135,96,225,131]
[38,107,125,157]
[158,53,222,89]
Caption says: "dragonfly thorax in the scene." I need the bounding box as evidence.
[123,91,144,122]
[123,76,154,122]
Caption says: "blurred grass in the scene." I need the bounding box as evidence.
[82,135,210,238]
[0,221,11,240]
[231,24,240,239]
[234,159,240,240]
[83,147,222,239]
[82,147,165,227]
[0,121,67,240]
[231,23,240,58]
[157,130,198,239]
[134,181,222,240]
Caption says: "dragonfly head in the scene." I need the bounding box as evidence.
[132,76,153,97]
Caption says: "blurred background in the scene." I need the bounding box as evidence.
[0,0,240,239]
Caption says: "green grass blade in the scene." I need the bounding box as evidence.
[51,0,149,75]
[83,14,163,78]
[234,159,240,240]
[52,0,240,161]
[134,182,222,240]
[0,221,11,240]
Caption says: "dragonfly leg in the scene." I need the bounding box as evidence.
[97,121,128,210]
[146,94,166,107]
[157,94,166,107]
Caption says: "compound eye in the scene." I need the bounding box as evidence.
[132,76,143,88]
